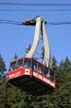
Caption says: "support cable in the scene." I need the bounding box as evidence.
[0,19,71,26]
[0,2,71,6]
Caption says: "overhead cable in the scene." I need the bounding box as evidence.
[0,19,21,25]
[0,19,71,25]
[0,9,71,12]
[0,2,71,6]
[47,22,71,25]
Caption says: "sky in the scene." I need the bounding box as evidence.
[0,0,71,69]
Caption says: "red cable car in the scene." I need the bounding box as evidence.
[8,16,56,95]
[8,57,56,96]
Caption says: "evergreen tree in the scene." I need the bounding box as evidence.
[13,53,18,60]
[0,53,6,76]
[0,54,7,107]
[64,57,71,67]
[50,56,57,72]
[51,57,71,108]
[0,54,71,107]
[25,44,31,53]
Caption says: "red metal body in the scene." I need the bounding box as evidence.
[8,57,56,95]
[8,68,32,80]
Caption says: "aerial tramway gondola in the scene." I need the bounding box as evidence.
[8,16,56,96]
